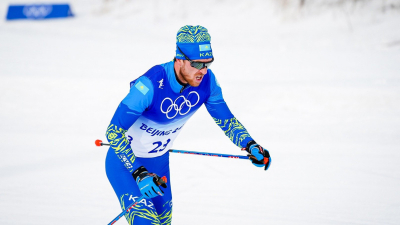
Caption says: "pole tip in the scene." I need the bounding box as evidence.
[95,139,103,146]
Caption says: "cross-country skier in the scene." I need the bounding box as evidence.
[105,25,271,225]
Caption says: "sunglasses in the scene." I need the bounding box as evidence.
[177,46,214,70]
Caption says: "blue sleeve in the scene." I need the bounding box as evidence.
[205,72,253,148]
[122,76,154,113]
[105,76,154,173]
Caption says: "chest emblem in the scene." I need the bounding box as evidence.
[160,91,200,119]
[158,79,164,89]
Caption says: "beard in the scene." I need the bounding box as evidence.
[179,66,189,83]
[179,65,202,87]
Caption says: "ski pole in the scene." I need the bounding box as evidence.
[108,175,167,225]
[168,149,248,159]
[95,139,110,146]
[108,195,145,225]
[95,139,248,160]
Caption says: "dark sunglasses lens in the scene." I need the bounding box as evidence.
[191,61,212,69]
[191,62,204,69]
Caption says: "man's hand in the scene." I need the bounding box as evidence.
[132,166,167,199]
[242,140,271,171]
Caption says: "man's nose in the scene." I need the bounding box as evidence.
[199,67,207,75]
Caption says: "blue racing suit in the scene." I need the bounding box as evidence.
[105,60,253,225]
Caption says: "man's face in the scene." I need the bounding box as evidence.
[178,58,212,87]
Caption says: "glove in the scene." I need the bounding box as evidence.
[242,140,271,170]
[132,166,167,199]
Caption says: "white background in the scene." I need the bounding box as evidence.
[0,0,399,224]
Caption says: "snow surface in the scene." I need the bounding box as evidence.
[0,0,400,224]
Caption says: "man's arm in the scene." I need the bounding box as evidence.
[105,76,154,173]
[205,72,271,170]
[204,72,253,148]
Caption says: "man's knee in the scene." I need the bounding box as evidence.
[120,193,161,225]
[157,200,173,225]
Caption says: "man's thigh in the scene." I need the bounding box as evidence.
[106,150,172,225]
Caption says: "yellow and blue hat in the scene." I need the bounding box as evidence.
[176,25,213,60]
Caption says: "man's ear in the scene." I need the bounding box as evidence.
[176,58,184,67]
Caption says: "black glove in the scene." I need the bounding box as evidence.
[242,140,271,170]
[132,166,167,199]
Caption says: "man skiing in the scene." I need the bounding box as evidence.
[105,25,271,225]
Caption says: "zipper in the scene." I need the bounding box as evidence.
[180,84,189,93]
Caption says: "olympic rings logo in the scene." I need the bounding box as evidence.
[160,91,200,119]
[23,5,53,19]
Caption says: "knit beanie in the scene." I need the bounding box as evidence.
[176,25,213,60]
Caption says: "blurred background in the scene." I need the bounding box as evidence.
[0,0,399,224]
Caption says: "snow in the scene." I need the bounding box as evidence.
[0,0,399,224]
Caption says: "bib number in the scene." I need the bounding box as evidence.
[149,139,171,154]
